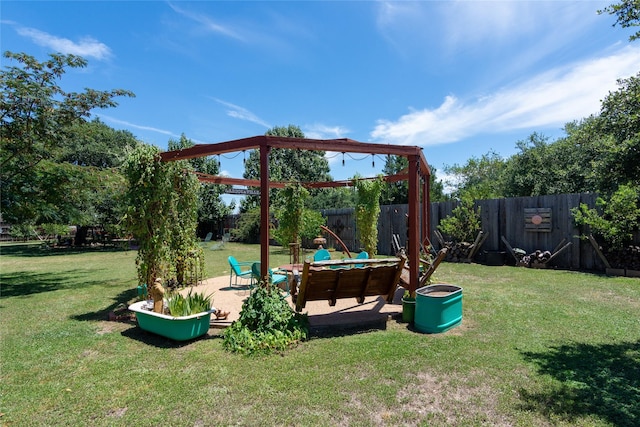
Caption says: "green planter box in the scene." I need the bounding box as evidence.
[402,298,416,323]
[129,301,215,341]
[414,284,463,334]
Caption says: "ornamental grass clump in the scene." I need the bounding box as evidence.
[222,284,308,355]
[166,289,213,317]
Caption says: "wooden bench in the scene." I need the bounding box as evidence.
[294,257,406,312]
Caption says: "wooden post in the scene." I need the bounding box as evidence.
[260,143,270,280]
[407,155,420,293]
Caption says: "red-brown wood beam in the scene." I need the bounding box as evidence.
[161,135,431,176]
[423,169,431,248]
[260,142,270,280]
[407,155,420,294]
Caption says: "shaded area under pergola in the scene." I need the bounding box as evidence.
[161,135,431,293]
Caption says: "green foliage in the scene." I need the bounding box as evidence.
[9,224,37,241]
[402,290,415,301]
[122,144,203,287]
[40,223,70,242]
[222,285,308,355]
[240,125,331,212]
[168,134,232,227]
[231,207,262,244]
[380,156,447,204]
[599,0,640,41]
[166,289,213,317]
[444,151,506,200]
[572,184,640,250]
[57,118,140,168]
[272,183,325,246]
[0,51,133,225]
[354,175,384,256]
[437,195,482,243]
[307,187,357,210]
[597,73,640,192]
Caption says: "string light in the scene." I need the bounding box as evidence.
[342,152,345,166]
[372,154,375,168]
[243,150,246,164]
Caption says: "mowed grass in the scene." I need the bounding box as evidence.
[1,242,638,426]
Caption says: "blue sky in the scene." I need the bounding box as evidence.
[2,1,639,204]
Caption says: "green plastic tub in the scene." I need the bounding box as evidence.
[129,301,214,341]
[414,284,463,333]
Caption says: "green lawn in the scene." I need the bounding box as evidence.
[1,242,638,426]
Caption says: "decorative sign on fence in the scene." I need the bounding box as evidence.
[524,208,552,232]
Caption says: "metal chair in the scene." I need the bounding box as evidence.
[313,248,331,262]
[228,255,255,288]
[251,262,289,295]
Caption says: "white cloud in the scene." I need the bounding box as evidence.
[371,45,640,147]
[99,115,178,137]
[167,2,244,41]
[15,26,112,60]
[213,98,271,129]
[303,124,349,140]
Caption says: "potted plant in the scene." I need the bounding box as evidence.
[129,285,219,341]
[401,290,416,323]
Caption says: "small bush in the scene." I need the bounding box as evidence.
[222,284,308,355]
[438,195,481,242]
[572,184,640,250]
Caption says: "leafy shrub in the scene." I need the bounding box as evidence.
[222,285,308,355]
[166,289,213,317]
[231,207,261,244]
[572,184,640,250]
[437,195,481,242]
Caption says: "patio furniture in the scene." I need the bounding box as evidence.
[313,248,331,262]
[398,248,448,290]
[228,256,255,288]
[295,257,406,312]
[251,262,289,294]
[354,251,368,267]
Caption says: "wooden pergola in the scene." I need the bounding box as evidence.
[161,135,431,293]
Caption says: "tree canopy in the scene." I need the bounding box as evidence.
[1,51,134,225]
[240,125,331,212]
[599,0,640,41]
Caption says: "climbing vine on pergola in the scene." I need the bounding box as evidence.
[161,135,431,293]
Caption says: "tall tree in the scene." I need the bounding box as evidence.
[0,51,134,224]
[442,151,505,200]
[240,125,331,212]
[380,155,446,204]
[57,118,139,167]
[597,73,640,192]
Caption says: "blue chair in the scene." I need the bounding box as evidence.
[354,251,369,267]
[251,262,289,295]
[228,256,255,288]
[313,249,331,262]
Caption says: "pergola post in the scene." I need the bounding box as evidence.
[423,168,430,248]
[260,142,270,279]
[408,155,420,294]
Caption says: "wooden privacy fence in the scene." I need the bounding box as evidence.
[314,193,639,272]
